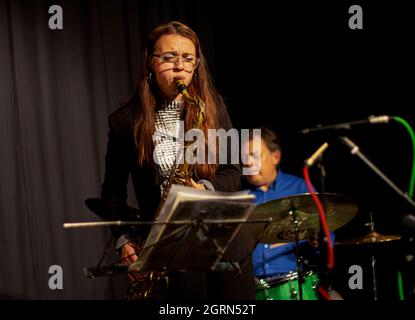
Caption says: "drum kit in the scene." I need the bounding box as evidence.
[249,193,403,300]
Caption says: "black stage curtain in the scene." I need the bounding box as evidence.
[0,0,414,299]
[0,0,220,299]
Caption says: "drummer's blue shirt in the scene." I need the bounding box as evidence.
[248,170,322,277]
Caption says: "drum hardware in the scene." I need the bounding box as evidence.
[255,271,320,300]
[251,192,359,300]
[335,212,402,300]
[338,135,414,300]
[249,193,358,243]
[335,212,401,246]
[290,207,304,300]
[287,271,298,299]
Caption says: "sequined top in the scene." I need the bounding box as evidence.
[153,101,184,193]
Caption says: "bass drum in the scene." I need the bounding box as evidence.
[256,271,319,300]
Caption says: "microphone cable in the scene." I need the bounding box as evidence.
[392,116,415,301]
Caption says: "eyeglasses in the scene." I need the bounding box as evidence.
[152,52,199,71]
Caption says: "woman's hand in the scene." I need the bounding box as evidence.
[190,178,206,190]
[121,242,139,264]
[121,242,140,282]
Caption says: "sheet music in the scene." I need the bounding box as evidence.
[130,185,256,272]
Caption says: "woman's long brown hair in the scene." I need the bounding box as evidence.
[133,21,220,179]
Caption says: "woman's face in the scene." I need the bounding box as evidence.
[151,34,198,100]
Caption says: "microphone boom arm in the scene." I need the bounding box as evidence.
[302,115,390,135]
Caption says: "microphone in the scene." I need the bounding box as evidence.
[301,115,390,135]
[305,142,329,167]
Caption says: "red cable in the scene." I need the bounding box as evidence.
[303,165,334,270]
[317,286,331,300]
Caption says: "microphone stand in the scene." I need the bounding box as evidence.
[301,116,390,135]
[316,155,331,293]
[302,119,368,134]
[303,142,331,299]
[339,136,415,301]
[339,136,415,210]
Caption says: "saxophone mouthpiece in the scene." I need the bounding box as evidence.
[175,79,187,95]
[174,78,200,107]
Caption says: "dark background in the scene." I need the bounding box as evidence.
[0,0,414,299]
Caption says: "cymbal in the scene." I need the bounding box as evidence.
[335,230,401,246]
[85,198,140,220]
[249,193,358,243]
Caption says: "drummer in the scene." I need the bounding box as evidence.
[241,127,334,298]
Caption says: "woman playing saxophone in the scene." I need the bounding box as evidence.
[100,21,255,300]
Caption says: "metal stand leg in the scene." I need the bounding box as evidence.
[368,212,378,300]
[371,255,378,300]
[290,208,303,300]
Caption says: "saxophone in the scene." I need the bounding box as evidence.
[126,79,205,300]
[161,79,206,200]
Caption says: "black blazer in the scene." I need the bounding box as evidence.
[100,97,241,238]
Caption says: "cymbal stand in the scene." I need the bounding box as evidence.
[339,135,415,300]
[371,255,378,300]
[290,206,304,300]
[367,212,379,300]
[317,156,329,282]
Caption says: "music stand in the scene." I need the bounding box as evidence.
[129,185,270,274]
[64,186,273,278]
